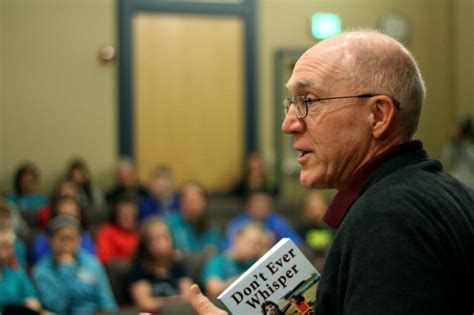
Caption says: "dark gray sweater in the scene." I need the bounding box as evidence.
[316,147,474,314]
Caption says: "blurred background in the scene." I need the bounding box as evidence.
[0,0,473,197]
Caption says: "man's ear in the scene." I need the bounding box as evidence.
[369,95,397,139]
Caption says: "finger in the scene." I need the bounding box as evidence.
[189,284,228,315]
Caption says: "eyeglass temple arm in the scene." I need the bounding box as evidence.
[355,93,402,109]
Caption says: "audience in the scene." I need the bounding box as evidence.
[223,191,302,249]
[33,215,117,314]
[127,217,192,312]
[106,158,149,206]
[0,156,340,312]
[96,197,139,263]
[66,158,106,214]
[5,163,48,212]
[166,182,220,254]
[140,166,180,222]
[232,153,277,198]
[202,223,269,297]
[32,197,96,264]
[0,203,28,268]
[0,227,46,315]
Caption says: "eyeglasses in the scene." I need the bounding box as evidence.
[283,93,401,119]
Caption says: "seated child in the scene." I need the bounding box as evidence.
[96,197,139,263]
[32,215,117,314]
[32,196,96,263]
[139,166,180,221]
[223,192,302,249]
[0,227,47,314]
[166,182,220,254]
[202,223,269,297]
[5,163,48,213]
[127,218,192,312]
[0,202,28,268]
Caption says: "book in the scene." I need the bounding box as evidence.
[218,238,320,315]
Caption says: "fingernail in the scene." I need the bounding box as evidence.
[191,284,202,295]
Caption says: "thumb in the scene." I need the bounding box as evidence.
[189,284,228,315]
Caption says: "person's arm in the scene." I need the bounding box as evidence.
[178,276,193,300]
[201,254,237,298]
[24,298,43,313]
[204,276,238,298]
[32,262,68,313]
[189,284,228,315]
[18,268,45,313]
[129,280,184,311]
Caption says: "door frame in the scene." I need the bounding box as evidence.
[118,0,258,157]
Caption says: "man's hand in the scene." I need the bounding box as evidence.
[189,284,228,315]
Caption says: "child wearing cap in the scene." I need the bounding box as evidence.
[32,214,117,314]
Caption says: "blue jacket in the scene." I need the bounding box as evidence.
[139,194,180,222]
[222,213,302,249]
[33,251,117,315]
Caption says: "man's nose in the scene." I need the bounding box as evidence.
[282,104,303,134]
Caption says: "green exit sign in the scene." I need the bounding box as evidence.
[312,13,341,39]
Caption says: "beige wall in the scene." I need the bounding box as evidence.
[0,0,472,194]
[0,0,117,193]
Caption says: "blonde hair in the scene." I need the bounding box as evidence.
[0,227,16,245]
[0,227,19,269]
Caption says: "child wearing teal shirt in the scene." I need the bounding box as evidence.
[33,215,117,315]
[0,227,44,313]
[201,223,269,297]
[0,265,37,312]
[166,182,220,253]
[166,212,220,253]
[7,163,48,212]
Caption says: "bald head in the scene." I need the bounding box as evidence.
[296,30,426,141]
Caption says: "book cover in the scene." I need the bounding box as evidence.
[218,238,320,315]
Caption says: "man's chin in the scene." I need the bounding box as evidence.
[299,171,317,188]
[299,171,329,189]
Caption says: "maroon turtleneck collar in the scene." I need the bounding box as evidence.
[323,140,423,229]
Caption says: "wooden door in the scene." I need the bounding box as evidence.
[133,14,244,192]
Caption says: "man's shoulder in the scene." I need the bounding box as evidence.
[359,160,472,208]
[344,163,474,233]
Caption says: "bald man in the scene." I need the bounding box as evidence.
[190,30,474,314]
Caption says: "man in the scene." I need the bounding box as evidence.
[190,30,474,314]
